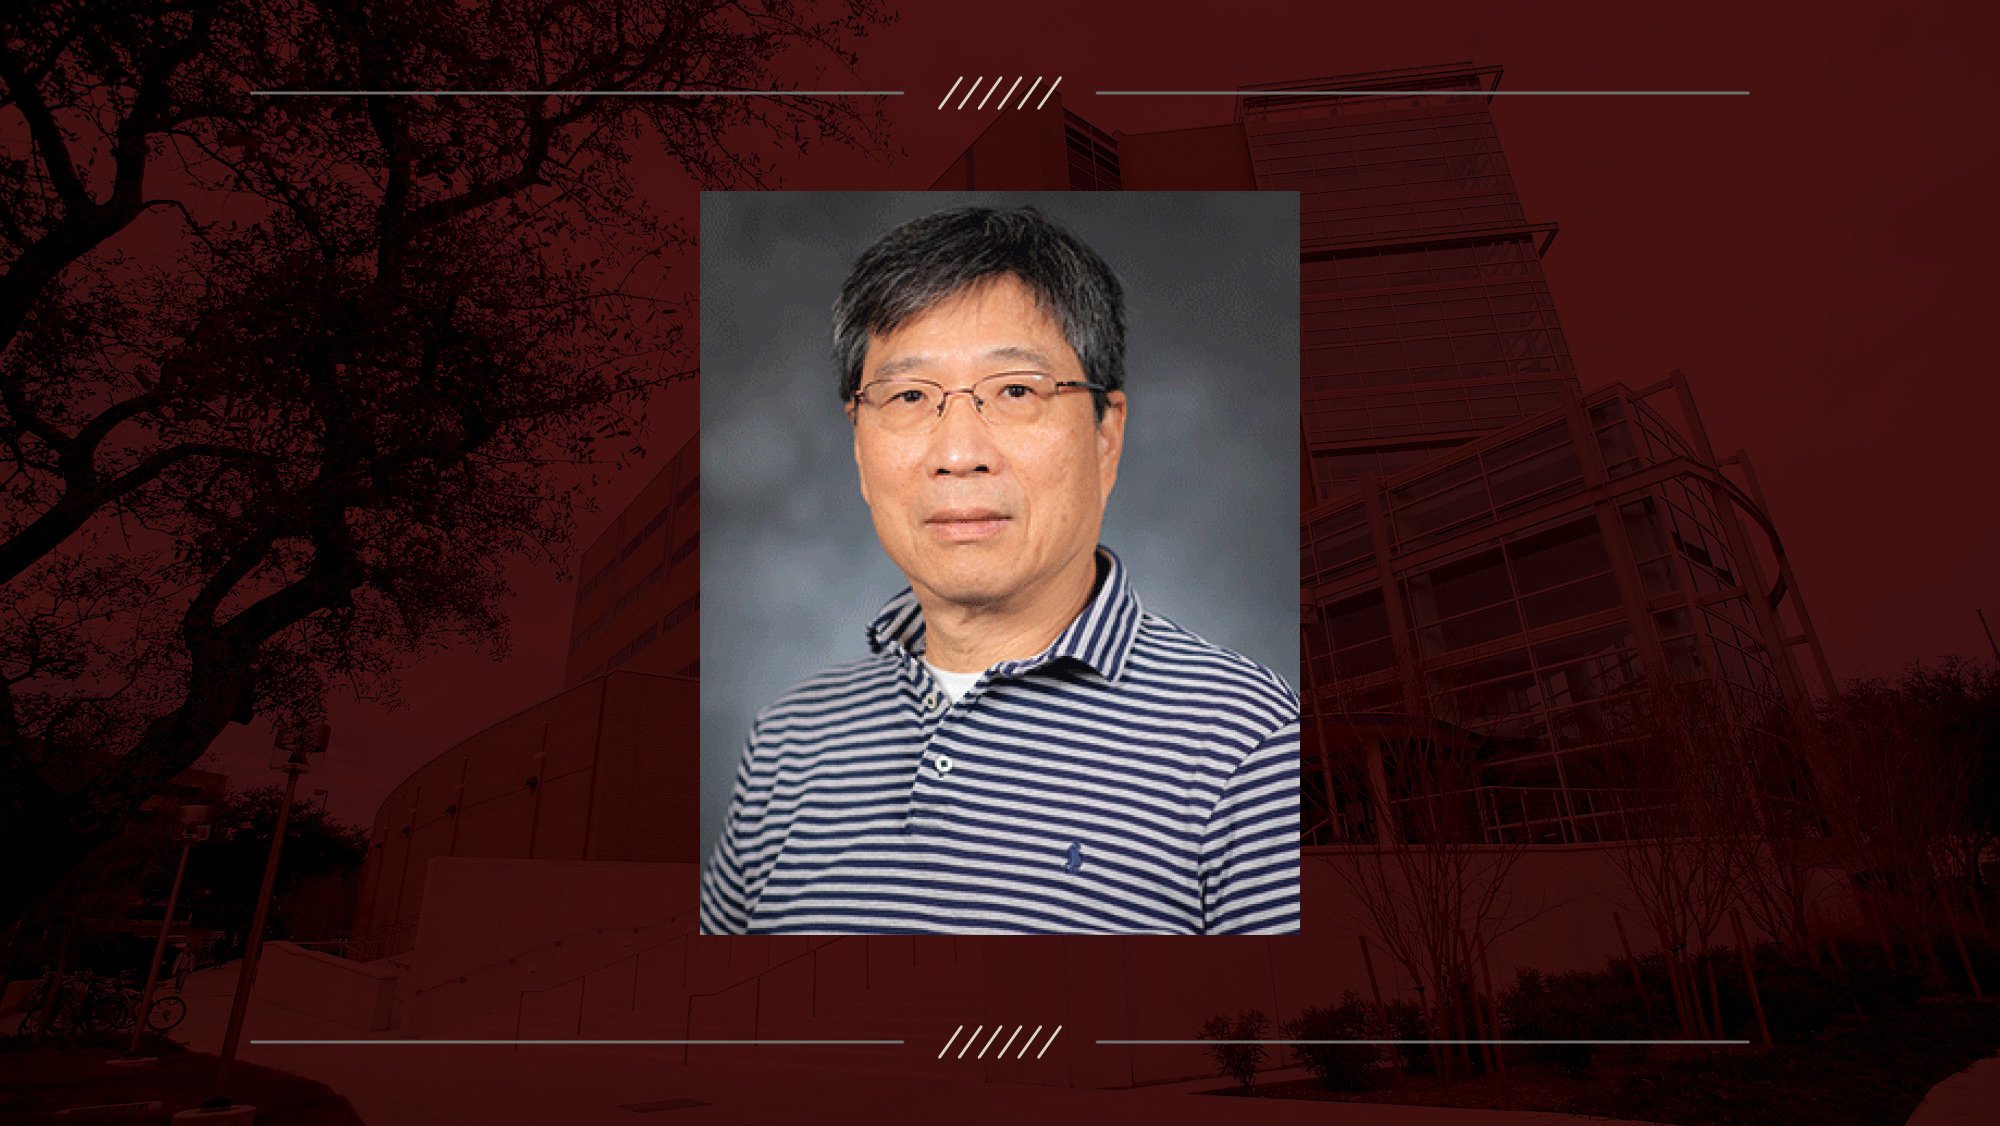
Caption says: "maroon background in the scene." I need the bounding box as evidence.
[195,0,1997,864]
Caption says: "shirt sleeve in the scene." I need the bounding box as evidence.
[697,736,763,934]
[1199,715,1301,934]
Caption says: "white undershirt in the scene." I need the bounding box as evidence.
[921,659,984,705]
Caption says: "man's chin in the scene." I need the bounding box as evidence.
[909,562,1023,611]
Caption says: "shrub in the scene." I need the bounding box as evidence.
[1383,997,1434,1073]
[1281,992,1382,1091]
[1199,1008,1269,1088]
[1714,957,1843,1041]
[1504,966,1660,1076]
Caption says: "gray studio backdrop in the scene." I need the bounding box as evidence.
[699,191,1299,860]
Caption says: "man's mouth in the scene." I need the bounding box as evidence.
[926,507,1010,543]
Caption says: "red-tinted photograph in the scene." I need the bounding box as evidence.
[2,2,1995,1124]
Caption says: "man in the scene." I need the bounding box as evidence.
[700,205,1298,935]
[172,942,194,992]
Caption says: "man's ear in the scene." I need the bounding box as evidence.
[851,406,873,508]
[1097,390,1127,498]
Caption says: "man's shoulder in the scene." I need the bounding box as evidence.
[749,652,897,736]
[1125,611,1299,720]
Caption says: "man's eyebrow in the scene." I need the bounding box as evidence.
[869,345,1060,381]
[983,346,1057,370]
[871,354,935,380]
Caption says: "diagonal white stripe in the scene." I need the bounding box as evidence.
[977,76,1005,111]
[1036,76,1062,110]
[994,76,1023,111]
[1038,1025,1063,1058]
[1017,1025,1042,1058]
[936,77,964,111]
[937,1024,963,1059]
[976,1024,1005,1058]
[957,1025,984,1059]
[957,78,984,110]
[1017,77,1042,110]
[996,1025,1023,1058]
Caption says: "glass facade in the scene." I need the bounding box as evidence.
[1065,112,1121,191]
[1229,65,1813,846]
[1301,379,1800,845]
[1241,69,1576,503]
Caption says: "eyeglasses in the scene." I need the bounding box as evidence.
[851,372,1106,434]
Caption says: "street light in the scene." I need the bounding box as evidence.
[195,721,329,1121]
[117,804,212,1061]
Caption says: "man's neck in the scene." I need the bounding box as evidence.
[917,551,1103,673]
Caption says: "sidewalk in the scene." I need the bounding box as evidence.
[169,963,1662,1125]
[1906,1049,2000,1125]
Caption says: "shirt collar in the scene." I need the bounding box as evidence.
[865,545,1143,682]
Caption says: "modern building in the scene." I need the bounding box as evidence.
[325,67,1846,1089]
[562,434,702,687]
[938,63,1836,847]
[350,435,701,957]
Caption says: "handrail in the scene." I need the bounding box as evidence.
[412,904,700,1001]
[679,936,846,1062]
[502,929,851,1056]
[507,917,708,1043]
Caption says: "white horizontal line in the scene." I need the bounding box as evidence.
[250,90,902,98]
[1096,89,1747,97]
[1102,1039,1751,1045]
[252,1039,904,1045]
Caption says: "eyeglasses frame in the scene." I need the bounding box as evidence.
[848,373,1110,431]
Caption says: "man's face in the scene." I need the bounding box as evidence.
[851,276,1125,613]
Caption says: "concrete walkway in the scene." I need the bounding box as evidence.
[1906,1050,2000,1125]
[166,963,1661,1125]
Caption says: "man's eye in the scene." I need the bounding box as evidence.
[890,388,930,405]
[994,382,1037,400]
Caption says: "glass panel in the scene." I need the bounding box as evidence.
[1505,518,1612,594]
[1417,601,1522,657]
[1663,636,1705,682]
[1315,522,1375,574]
[1596,421,1639,469]
[1638,558,1680,597]
[1534,624,1641,706]
[1548,696,1642,749]
[1392,476,1491,541]
[1428,647,1533,691]
[1621,498,1670,558]
[1324,590,1390,645]
[1331,637,1398,678]
[1487,443,1583,508]
[1404,549,1510,623]
[1520,572,1624,629]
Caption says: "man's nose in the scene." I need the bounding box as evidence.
[928,390,1001,476]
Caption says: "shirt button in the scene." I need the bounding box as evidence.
[922,691,940,712]
[934,754,953,775]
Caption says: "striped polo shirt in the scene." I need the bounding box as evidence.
[699,548,1300,935]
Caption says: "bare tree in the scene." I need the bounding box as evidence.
[1311,704,1532,1081]
[1596,684,1762,1032]
[0,0,890,930]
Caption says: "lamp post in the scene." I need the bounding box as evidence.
[119,804,212,1060]
[193,722,328,1121]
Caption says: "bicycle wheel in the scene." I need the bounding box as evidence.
[147,995,187,1031]
[81,994,132,1035]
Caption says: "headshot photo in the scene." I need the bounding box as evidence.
[698,192,1300,935]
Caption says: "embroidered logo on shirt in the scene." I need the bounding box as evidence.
[1064,841,1084,874]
